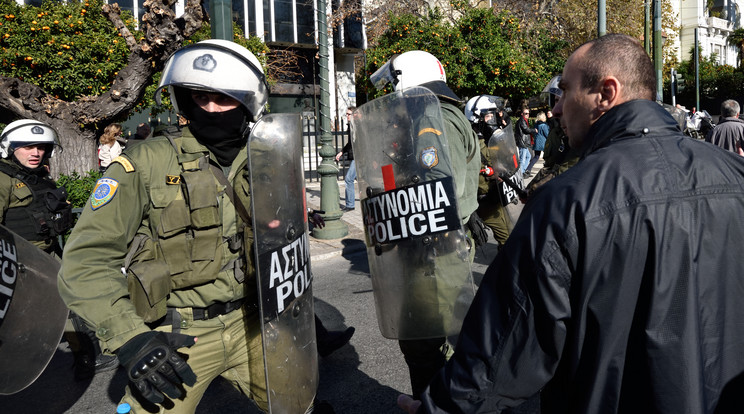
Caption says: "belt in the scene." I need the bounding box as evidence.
[157,298,246,328]
[191,298,246,320]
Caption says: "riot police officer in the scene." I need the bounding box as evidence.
[0,120,71,255]
[524,75,582,200]
[464,95,517,246]
[362,50,480,398]
[58,40,313,412]
[0,120,118,380]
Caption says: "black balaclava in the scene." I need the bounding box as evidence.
[477,113,502,139]
[175,87,251,166]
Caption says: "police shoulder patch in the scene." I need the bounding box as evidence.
[420,146,439,169]
[418,127,442,136]
[14,182,25,189]
[112,156,135,173]
[90,178,119,210]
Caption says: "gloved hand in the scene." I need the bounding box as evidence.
[308,209,326,229]
[466,212,489,247]
[117,331,198,405]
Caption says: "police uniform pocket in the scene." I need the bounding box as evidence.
[127,259,171,323]
[11,182,32,203]
[158,197,191,237]
[182,171,220,229]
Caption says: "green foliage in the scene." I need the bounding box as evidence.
[670,44,744,106]
[0,0,135,101]
[57,169,102,209]
[361,8,566,106]
[0,0,271,118]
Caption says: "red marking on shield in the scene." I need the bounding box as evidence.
[382,164,396,191]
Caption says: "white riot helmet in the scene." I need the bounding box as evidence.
[155,39,268,122]
[540,75,562,109]
[0,119,60,159]
[370,50,446,91]
[370,50,460,102]
[464,95,506,124]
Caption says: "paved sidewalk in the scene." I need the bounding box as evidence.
[305,180,367,261]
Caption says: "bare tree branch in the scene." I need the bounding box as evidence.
[102,3,137,49]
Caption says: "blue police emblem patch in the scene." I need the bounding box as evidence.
[90,178,119,210]
[420,146,439,169]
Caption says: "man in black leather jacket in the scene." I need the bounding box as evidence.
[514,108,536,176]
[400,33,744,414]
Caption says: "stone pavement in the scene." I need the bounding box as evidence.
[305,180,367,261]
[304,156,544,262]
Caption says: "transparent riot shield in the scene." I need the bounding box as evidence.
[486,126,519,178]
[351,86,476,340]
[248,113,317,413]
[0,225,67,395]
[485,127,524,205]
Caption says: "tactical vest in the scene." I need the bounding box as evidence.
[0,161,72,242]
[124,135,252,322]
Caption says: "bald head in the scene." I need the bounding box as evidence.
[577,34,656,101]
[553,34,656,149]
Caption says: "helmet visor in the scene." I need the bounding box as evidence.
[369,55,400,90]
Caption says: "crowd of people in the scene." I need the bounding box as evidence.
[2,33,744,414]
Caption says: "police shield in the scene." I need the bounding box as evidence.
[0,225,67,395]
[485,127,524,205]
[486,126,519,178]
[248,113,317,413]
[351,86,476,340]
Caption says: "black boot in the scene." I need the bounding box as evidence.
[315,315,355,357]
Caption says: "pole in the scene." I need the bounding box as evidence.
[209,0,233,41]
[653,0,663,101]
[598,0,606,37]
[671,68,676,107]
[695,28,700,111]
[644,1,651,54]
[313,0,349,239]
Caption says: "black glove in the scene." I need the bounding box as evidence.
[467,212,489,247]
[308,209,326,229]
[117,331,197,404]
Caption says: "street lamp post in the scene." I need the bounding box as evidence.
[209,0,233,41]
[653,0,663,100]
[313,0,349,240]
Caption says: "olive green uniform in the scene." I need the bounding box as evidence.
[524,122,581,198]
[398,100,480,398]
[476,137,511,246]
[0,159,56,252]
[441,102,480,225]
[58,129,267,412]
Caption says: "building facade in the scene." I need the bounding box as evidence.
[676,0,741,66]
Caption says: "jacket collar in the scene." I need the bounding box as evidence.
[717,116,744,125]
[582,99,681,156]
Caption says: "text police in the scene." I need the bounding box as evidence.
[363,177,460,245]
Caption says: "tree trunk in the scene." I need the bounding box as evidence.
[52,123,98,178]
